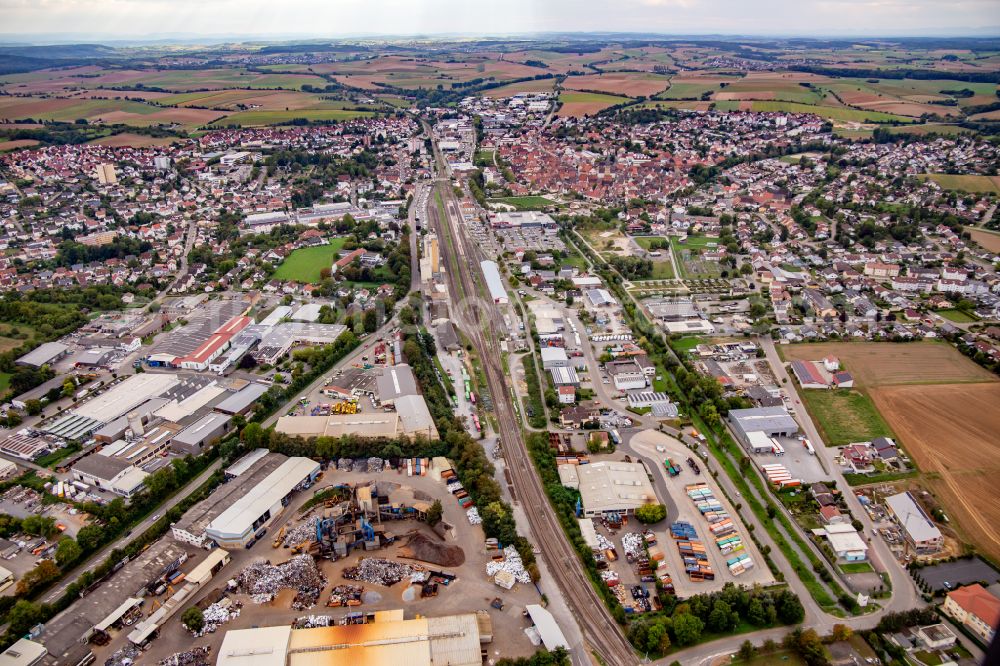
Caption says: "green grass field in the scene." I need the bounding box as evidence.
[935,309,979,323]
[271,239,347,282]
[633,236,670,250]
[656,81,723,100]
[799,389,895,447]
[839,561,875,574]
[211,109,377,126]
[0,373,11,395]
[920,173,1000,194]
[671,336,705,353]
[487,196,557,210]
[730,651,807,666]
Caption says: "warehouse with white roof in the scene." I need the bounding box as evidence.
[481,260,508,304]
[205,456,319,548]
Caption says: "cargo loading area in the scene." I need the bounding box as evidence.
[627,429,776,596]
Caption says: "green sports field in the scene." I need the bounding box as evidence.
[271,239,348,282]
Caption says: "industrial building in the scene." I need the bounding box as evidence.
[376,365,419,406]
[605,360,647,391]
[177,315,253,371]
[540,347,569,370]
[173,450,287,548]
[71,455,148,498]
[205,457,320,548]
[275,407,438,441]
[811,524,869,561]
[885,491,943,554]
[72,373,181,424]
[217,609,491,666]
[213,382,269,416]
[171,412,232,455]
[728,407,799,447]
[481,260,508,304]
[558,461,657,517]
[15,341,70,369]
[0,639,47,666]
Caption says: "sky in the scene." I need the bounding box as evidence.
[1,0,998,40]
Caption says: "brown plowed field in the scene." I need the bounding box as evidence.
[779,341,997,387]
[564,73,669,97]
[870,383,1000,562]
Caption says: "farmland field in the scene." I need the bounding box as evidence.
[87,133,181,147]
[920,173,1000,194]
[966,227,1000,253]
[748,101,913,123]
[483,78,557,97]
[211,108,377,126]
[563,72,670,97]
[781,341,1000,561]
[0,139,39,151]
[556,91,629,117]
[870,382,1000,563]
[271,240,347,282]
[778,341,996,387]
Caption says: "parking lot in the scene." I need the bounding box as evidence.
[750,435,829,484]
[494,226,565,255]
[915,557,1000,593]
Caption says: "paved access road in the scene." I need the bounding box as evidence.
[42,458,223,603]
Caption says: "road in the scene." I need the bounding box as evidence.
[42,458,223,603]
[425,128,636,666]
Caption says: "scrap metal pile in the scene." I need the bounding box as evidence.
[622,533,644,560]
[193,599,242,636]
[342,558,414,586]
[335,457,386,473]
[283,521,316,547]
[295,615,335,628]
[596,533,614,552]
[485,545,531,584]
[105,645,141,666]
[327,584,364,607]
[158,648,212,666]
[233,555,326,607]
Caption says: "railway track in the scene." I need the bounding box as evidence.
[428,176,636,666]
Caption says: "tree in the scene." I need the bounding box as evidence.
[646,623,669,654]
[363,308,378,333]
[425,499,443,526]
[182,606,205,633]
[24,399,42,416]
[635,503,667,524]
[7,599,43,636]
[793,628,830,666]
[76,524,105,551]
[671,613,704,646]
[55,538,81,567]
[737,640,757,662]
[16,559,60,595]
[707,600,738,632]
[777,591,805,624]
[831,624,852,642]
[62,378,76,399]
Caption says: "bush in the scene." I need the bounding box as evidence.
[635,503,667,524]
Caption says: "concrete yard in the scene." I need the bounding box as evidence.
[629,429,776,595]
[128,464,544,665]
